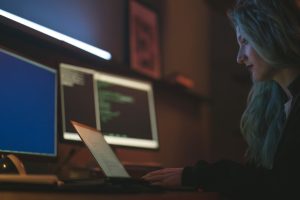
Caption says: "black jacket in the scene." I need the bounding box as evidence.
[182,77,300,200]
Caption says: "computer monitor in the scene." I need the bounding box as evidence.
[60,64,98,141]
[0,48,57,157]
[60,63,159,149]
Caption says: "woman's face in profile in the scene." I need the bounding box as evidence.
[235,28,277,81]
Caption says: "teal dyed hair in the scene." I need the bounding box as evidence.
[240,82,286,169]
[228,0,300,168]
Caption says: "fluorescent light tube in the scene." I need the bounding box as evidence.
[0,9,112,60]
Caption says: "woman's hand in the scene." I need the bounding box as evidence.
[142,168,183,189]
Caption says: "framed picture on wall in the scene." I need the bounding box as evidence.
[129,0,161,79]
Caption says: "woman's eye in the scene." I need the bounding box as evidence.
[241,38,248,45]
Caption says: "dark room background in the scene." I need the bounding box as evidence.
[0,0,250,178]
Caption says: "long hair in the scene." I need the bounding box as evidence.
[240,82,286,169]
[228,0,300,169]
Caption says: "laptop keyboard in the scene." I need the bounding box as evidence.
[59,178,164,193]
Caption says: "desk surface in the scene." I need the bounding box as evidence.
[1,190,220,200]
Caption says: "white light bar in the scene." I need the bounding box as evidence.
[0,9,112,60]
[63,133,159,149]
[64,132,81,141]
[95,73,151,90]
[104,136,159,149]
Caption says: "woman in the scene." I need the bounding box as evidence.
[143,0,300,199]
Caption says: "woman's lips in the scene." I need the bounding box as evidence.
[246,64,253,71]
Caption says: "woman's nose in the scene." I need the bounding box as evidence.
[236,49,246,64]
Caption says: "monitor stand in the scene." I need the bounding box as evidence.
[0,154,27,174]
[0,154,60,185]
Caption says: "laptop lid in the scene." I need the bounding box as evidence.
[71,121,130,178]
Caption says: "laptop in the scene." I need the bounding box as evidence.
[60,121,163,193]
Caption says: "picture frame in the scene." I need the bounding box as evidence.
[129,0,161,79]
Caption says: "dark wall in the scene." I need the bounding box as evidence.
[208,7,250,162]
[1,1,211,179]
[1,0,250,179]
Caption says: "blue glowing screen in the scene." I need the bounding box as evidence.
[0,49,57,156]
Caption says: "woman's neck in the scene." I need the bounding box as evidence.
[273,67,300,99]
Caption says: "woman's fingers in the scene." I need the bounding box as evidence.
[143,168,183,178]
[142,168,183,188]
[143,171,171,181]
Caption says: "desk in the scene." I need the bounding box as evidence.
[1,190,220,200]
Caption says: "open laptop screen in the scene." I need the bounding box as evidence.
[71,121,130,178]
